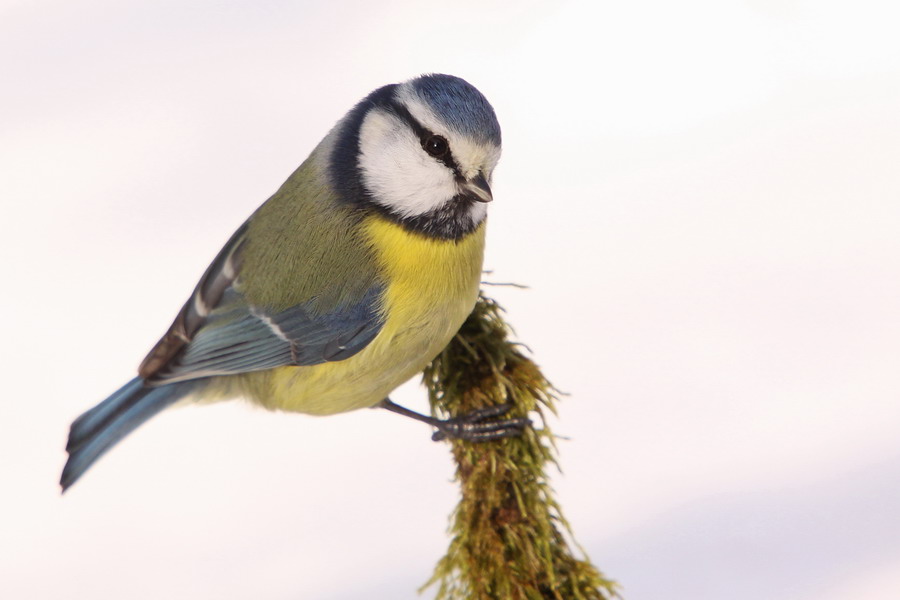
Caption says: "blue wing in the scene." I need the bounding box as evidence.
[139,222,385,384]
[150,286,384,383]
[61,220,384,491]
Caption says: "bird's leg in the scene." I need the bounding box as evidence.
[377,398,531,442]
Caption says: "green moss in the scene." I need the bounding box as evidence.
[422,294,620,600]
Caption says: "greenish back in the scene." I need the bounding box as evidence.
[239,149,380,314]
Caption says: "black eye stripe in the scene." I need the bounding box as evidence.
[385,99,427,139]
[385,99,461,174]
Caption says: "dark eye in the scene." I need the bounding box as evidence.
[423,135,449,158]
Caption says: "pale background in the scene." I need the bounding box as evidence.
[2,1,900,598]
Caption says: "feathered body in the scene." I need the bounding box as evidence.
[62,74,501,490]
[220,153,486,414]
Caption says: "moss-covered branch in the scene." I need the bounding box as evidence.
[422,293,619,600]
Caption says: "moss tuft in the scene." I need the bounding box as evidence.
[422,294,620,600]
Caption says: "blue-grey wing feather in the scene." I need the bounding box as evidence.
[150,285,384,383]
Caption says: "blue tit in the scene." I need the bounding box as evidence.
[61,73,529,491]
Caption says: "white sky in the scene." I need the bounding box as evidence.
[2,1,900,598]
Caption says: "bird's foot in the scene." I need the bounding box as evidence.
[377,398,531,442]
[430,403,531,442]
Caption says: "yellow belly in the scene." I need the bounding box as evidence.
[231,216,485,415]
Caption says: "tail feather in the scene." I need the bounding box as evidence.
[61,377,202,492]
[66,378,146,453]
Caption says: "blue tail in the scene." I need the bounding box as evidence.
[61,377,203,491]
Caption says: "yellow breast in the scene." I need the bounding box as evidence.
[241,216,486,415]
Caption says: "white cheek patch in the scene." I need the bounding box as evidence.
[358,109,458,218]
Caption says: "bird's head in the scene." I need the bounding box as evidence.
[329,74,502,240]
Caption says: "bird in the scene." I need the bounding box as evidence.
[60,73,530,491]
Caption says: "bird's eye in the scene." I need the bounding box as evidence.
[423,135,449,158]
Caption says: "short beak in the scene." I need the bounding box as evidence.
[461,173,493,203]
